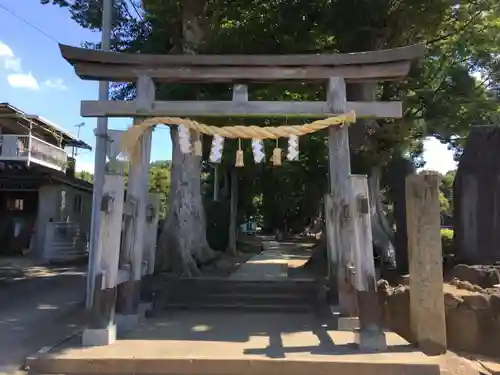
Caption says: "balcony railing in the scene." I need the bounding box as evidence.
[0,134,68,171]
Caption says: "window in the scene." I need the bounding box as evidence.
[7,199,24,211]
[73,194,83,214]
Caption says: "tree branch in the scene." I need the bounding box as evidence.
[428,8,484,46]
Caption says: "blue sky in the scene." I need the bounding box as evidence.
[0,0,456,174]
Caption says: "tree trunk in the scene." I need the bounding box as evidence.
[302,194,327,275]
[158,127,214,275]
[387,154,415,273]
[454,126,500,264]
[346,82,397,266]
[303,231,328,276]
[157,0,214,275]
[369,167,396,268]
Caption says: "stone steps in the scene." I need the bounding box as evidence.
[157,303,315,313]
[163,291,317,312]
[149,275,318,291]
[149,276,323,313]
[169,292,315,304]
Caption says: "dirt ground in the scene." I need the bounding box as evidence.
[438,353,493,375]
[0,257,80,284]
[0,258,86,374]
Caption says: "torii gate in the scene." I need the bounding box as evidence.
[58,43,424,347]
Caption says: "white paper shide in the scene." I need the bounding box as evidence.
[209,135,225,163]
[287,135,299,161]
[251,139,265,163]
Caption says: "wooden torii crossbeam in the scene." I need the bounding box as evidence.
[59,43,424,119]
[61,43,425,350]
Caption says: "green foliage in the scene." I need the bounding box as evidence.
[147,160,172,218]
[441,170,456,201]
[122,160,171,218]
[440,170,456,218]
[439,191,451,216]
[441,228,454,256]
[420,169,456,219]
[75,160,172,218]
[75,170,93,183]
[42,0,500,233]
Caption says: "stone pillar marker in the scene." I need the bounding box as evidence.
[406,172,447,355]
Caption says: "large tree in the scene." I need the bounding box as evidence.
[145,0,217,275]
[43,0,500,275]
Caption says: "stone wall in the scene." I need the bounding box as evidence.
[450,264,500,288]
[378,264,500,357]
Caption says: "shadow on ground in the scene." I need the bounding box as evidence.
[0,263,87,374]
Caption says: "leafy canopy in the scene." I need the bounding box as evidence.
[43,0,500,228]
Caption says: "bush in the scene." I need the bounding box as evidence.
[441,228,454,256]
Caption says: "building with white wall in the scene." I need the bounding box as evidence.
[0,103,93,262]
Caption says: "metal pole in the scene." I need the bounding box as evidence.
[86,0,113,309]
[73,122,84,157]
[27,120,33,167]
[213,164,219,201]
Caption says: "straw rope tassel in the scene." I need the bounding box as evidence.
[235,139,244,167]
[272,139,282,166]
[194,131,203,156]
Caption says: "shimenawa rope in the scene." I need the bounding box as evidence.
[120,111,356,157]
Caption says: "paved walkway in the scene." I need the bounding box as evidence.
[229,241,312,281]
[0,266,86,374]
[29,310,440,375]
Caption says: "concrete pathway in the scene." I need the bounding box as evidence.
[27,310,441,375]
[229,241,312,281]
[229,241,287,281]
[0,266,86,374]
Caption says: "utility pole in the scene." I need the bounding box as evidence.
[72,122,85,158]
[86,0,113,309]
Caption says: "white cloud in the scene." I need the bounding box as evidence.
[4,57,22,72]
[0,40,23,74]
[0,40,42,91]
[0,41,14,59]
[44,78,68,91]
[7,72,40,91]
[0,41,66,92]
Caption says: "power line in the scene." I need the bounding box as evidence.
[128,0,142,20]
[0,2,60,43]
[0,1,144,45]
